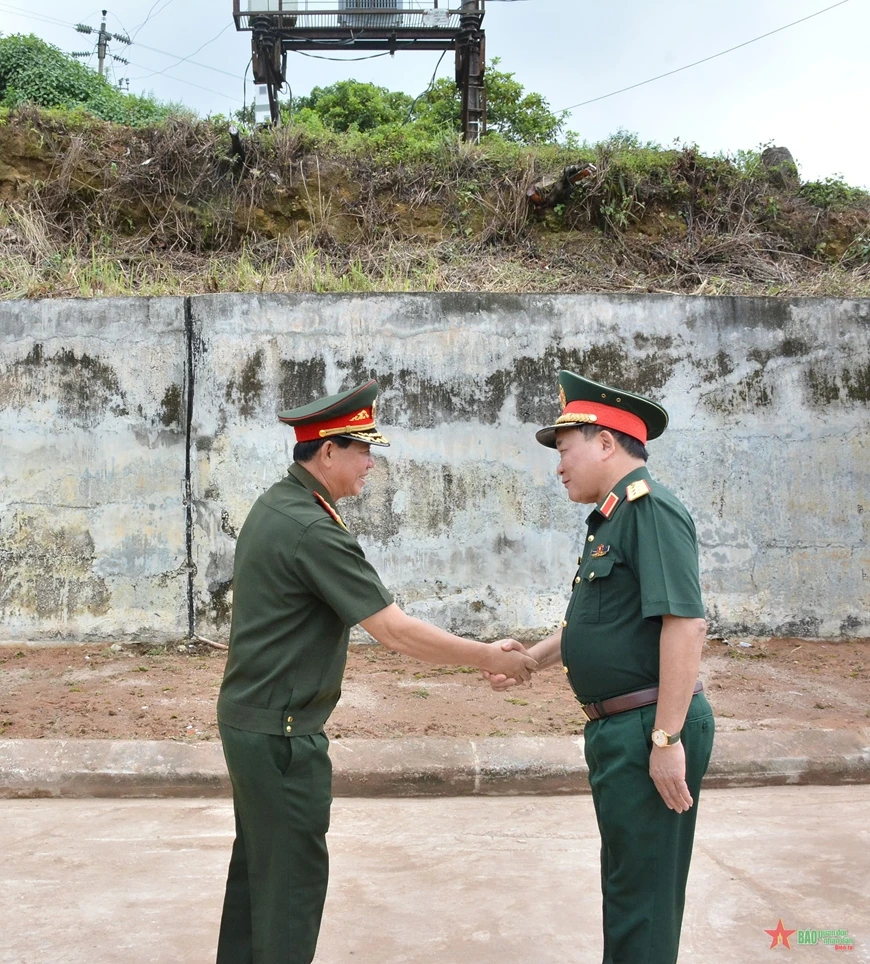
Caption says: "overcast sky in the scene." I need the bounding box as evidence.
[1,0,867,187]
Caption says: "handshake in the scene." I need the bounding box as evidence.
[482,638,538,692]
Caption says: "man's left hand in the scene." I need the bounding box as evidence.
[649,743,693,812]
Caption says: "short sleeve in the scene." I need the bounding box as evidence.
[294,519,394,626]
[633,496,705,620]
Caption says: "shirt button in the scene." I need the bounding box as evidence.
[589,572,595,580]
[563,666,569,674]
[287,715,294,722]
[286,725,293,733]
[561,619,567,627]
[588,535,595,542]
[574,577,581,584]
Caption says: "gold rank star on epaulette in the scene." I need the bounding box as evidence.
[626,479,651,502]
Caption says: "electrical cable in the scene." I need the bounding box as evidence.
[242,55,252,120]
[131,0,177,42]
[554,0,855,115]
[105,10,133,42]
[0,2,75,29]
[128,39,243,79]
[407,49,447,120]
[124,58,239,103]
[0,3,244,83]
[293,49,394,62]
[127,22,234,81]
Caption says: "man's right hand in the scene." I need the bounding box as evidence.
[483,639,536,685]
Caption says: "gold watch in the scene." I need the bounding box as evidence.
[651,728,681,747]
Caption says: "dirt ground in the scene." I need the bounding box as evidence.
[0,637,868,743]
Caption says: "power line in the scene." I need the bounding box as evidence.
[105,9,133,42]
[554,0,855,116]
[125,58,238,103]
[0,2,74,29]
[127,21,234,81]
[127,40,242,79]
[0,3,243,81]
[293,49,394,62]
[407,49,447,120]
[131,0,177,41]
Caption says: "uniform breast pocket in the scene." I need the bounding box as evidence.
[575,556,619,624]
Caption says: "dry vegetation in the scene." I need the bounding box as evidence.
[1,106,869,299]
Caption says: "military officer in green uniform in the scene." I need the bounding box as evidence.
[215,378,536,964]
[487,370,715,964]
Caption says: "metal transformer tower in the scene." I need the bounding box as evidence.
[233,1,486,141]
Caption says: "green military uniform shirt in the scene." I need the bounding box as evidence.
[562,465,705,704]
[217,463,393,737]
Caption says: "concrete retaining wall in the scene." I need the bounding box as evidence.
[2,293,868,642]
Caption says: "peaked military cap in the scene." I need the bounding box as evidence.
[535,370,668,448]
[278,379,390,447]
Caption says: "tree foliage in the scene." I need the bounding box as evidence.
[289,59,566,145]
[414,59,565,144]
[293,79,412,133]
[0,33,181,126]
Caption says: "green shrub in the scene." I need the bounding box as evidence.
[800,175,869,210]
[0,33,180,126]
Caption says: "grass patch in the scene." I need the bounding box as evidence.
[1,108,868,299]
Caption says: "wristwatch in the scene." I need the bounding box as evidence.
[651,728,681,747]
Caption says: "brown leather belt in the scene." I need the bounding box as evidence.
[580,680,703,722]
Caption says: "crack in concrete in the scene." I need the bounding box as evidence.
[183,297,196,640]
[469,739,481,794]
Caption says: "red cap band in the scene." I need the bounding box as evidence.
[289,407,375,442]
[560,401,647,444]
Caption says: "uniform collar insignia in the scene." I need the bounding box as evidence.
[590,544,610,558]
[313,491,348,530]
[598,491,620,519]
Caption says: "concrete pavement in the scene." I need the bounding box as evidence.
[2,727,870,798]
[0,786,867,963]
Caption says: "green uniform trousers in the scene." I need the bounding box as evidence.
[583,692,714,964]
[216,724,333,964]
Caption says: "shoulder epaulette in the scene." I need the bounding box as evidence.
[313,492,348,530]
[626,479,651,502]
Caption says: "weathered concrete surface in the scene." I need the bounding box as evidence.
[2,727,869,798]
[3,293,869,640]
[0,788,866,962]
[0,298,189,641]
[189,293,870,639]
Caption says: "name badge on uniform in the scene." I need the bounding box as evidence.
[590,544,610,558]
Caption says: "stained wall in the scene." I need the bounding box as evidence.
[1,293,867,641]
